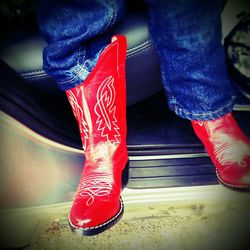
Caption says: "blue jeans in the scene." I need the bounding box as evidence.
[37,0,236,121]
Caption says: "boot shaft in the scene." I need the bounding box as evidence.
[66,35,127,154]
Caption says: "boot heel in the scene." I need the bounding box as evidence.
[122,161,129,190]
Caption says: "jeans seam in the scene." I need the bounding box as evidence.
[77,47,83,67]
[103,0,117,33]
[110,0,117,30]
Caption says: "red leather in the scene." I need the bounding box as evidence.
[66,35,128,231]
[192,113,250,188]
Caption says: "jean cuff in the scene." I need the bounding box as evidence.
[56,64,90,91]
[53,49,102,91]
[169,96,236,121]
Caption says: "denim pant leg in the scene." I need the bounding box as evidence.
[37,0,125,91]
[146,0,236,121]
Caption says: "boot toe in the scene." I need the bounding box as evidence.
[217,166,250,189]
[69,196,122,231]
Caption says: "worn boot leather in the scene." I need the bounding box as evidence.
[192,113,250,189]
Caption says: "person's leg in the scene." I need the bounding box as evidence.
[146,0,250,188]
[38,0,128,235]
[37,0,125,90]
[145,0,234,120]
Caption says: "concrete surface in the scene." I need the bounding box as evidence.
[24,186,250,250]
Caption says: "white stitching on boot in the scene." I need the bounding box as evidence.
[78,173,114,206]
[94,75,121,145]
[67,89,89,150]
[209,120,250,167]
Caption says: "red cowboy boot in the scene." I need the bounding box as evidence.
[192,113,250,189]
[66,35,128,236]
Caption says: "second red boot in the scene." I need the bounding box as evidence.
[192,113,250,189]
